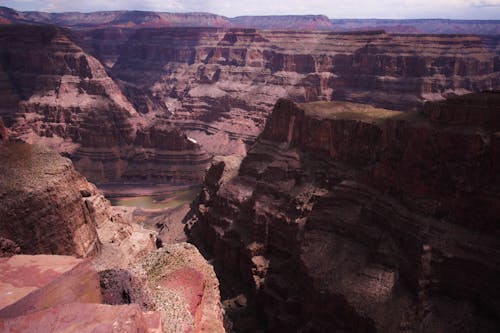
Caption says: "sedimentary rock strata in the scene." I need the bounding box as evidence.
[189,94,500,332]
[0,25,209,183]
[98,28,499,155]
[1,6,499,34]
[0,143,106,257]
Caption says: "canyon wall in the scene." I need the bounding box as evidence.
[96,28,499,155]
[189,94,500,332]
[0,25,209,183]
[0,142,105,257]
[2,7,499,34]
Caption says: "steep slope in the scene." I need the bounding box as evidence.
[0,142,105,257]
[106,28,499,155]
[0,25,210,183]
[189,94,500,332]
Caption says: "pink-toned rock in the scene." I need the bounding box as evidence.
[0,255,102,319]
[132,243,225,333]
[0,303,162,333]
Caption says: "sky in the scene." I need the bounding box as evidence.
[1,0,500,19]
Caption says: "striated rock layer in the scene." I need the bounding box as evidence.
[0,25,209,184]
[97,28,499,155]
[189,94,500,332]
[0,142,107,257]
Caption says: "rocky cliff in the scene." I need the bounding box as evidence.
[0,25,209,183]
[2,6,499,34]
[0,142,105,257]
[189,94,500,332]
[102,28,499,155]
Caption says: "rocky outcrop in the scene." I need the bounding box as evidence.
[0,143,106,257]
[115,243,226,333]
[0,303,162,333]
[0,25,209,183]
[0,117,7,142]
[104,28,499,156]
[231,15,334,30]
[189,95,500,332]
[0,255,162,333]
[0,255,102,318]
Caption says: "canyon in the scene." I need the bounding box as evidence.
[0,5,499,333]
[2,22,498,181]
[0,139,225,332]
[0,24,210,184]
[1,6,500,34]
[188,94,500,332]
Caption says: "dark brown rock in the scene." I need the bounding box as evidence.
[0,143,103,257]
[0,25,209,184]
[190,95,500,332]
[0,118,7,142]
[101,28,498,156]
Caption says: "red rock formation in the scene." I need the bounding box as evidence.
[189,94,500,332]
[0,25,209,183]
[0,255,102,318]
[231,15,334,30]
[131,243,225,333]
[0,143,105,257]
[2,6,499,34]
[0,303,162,333]
[104,28,498,156]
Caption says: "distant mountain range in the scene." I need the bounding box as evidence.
[1,6,499,34]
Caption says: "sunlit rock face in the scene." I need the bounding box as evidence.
[188,94,500,332]
[0,25,210,184]
[82,28,499,156]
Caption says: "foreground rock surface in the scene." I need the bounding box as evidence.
[0,303,162,333]
[130,243,225,333]
[0,255,102,318]
[190,94,500,332]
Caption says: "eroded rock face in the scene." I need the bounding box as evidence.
[0,25,209,184]
[0,118,7,142]
[0,143,105,257]
[98,28,499,156]
[131,243,225,333]
[190,95,500,332]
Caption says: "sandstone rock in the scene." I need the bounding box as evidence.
[0,25,209,184]
[102,28,498,156]
[0,143,105,257]
[131,243,225,333]
[190,95,500,332]
[0,255,102,319]
[0,303,162,333]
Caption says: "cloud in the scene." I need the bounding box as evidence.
[472,0,500,7]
